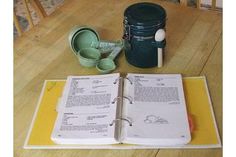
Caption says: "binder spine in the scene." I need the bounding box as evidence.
[110,76,133,140]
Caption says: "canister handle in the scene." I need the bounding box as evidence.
[123,19,131,41]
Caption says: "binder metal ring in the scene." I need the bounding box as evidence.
[113,77,133,85]
[111,96,133,104]
[109,117,132,126]
[124,77,133,85]
[113,77,123,84]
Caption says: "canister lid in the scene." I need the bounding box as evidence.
[124,2,166,26]
[68,26,100,55]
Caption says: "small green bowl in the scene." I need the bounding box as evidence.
[78,48,101,67]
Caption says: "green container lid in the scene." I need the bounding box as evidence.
[69,26,100,55]
[124,2,166,26]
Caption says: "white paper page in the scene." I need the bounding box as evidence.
[51,73,120,144]
[122,74,191,145]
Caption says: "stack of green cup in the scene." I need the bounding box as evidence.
[69,26,123,73]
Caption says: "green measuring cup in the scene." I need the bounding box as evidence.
[69,26,123,54]
[91,40,123,53]
[96,46,123,74]
[69,26,100,56]
[77,48,101,67]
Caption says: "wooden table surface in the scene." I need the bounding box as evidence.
[14,0,222,156]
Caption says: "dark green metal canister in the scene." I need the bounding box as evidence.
[123,2,166,68]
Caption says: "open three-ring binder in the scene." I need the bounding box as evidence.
[50,73,192,146]
[24,74,222,149]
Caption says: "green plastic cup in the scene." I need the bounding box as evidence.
[78,48,101,67]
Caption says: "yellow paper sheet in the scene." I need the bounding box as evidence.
[24,77,221,149]
[182,78,220,145]
[27,81,65,146]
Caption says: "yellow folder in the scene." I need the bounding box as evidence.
[24,77,221,149]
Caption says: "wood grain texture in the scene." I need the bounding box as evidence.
[14,0,222,157]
